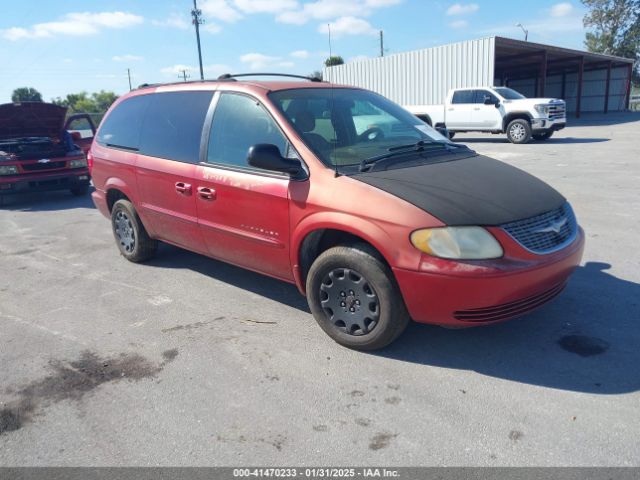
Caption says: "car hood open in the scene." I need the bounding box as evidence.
[352,155,566,226]
[0,102,67,141]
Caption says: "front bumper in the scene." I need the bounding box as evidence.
[531,117,566,133]
[0,169,90,195]
[393,227,585,327]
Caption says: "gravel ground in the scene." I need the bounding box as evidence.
[0,112,639,466]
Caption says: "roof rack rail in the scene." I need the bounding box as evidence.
[217,73,322,82]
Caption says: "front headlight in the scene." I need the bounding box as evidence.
[410,226,503,260]
[69,158,88,168]
[0,165,18,176]
[534,104,549,116]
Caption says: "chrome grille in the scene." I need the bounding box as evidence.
[501,202,577,254]
[548,101,566,120]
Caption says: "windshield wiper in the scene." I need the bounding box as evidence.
[359,140,465,172]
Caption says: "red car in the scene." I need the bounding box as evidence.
[90,75,584,350]
[0,102,93,199]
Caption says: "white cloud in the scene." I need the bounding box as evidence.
[152,13,190,29]
[233,0,298,14]
[320,16,377,37]
[202,23,222,34]
[446,3,479,15]
[1,11,143,40]
[449,19,468,29]
[277,0,401,25]
[112,54,143,62]
[550,2,573,17]
[290,50,310,58]
[200,0,243,22]
[240,53,295,70]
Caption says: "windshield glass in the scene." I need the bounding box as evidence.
[494,87,526,100]
[269,88,456,171]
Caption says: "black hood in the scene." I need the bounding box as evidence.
[352,155,566,226]
[0,102,67,140]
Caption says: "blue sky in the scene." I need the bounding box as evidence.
[0,0,590,103]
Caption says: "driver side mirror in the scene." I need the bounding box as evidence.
[484,97,498,106]
[247,144,306,180]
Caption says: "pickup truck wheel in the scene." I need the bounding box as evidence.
[306,244,410,351]
[533,131,553,141]
[506,119,532,144]
[111,199,157,263]
[70,185,89,196]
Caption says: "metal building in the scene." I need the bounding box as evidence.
[324,36,635,117]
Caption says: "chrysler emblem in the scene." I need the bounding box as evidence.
[534,217,567,234]
[38,158,51,163]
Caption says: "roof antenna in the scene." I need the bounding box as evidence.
[328,23,339,177]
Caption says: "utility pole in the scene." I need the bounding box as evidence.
[379,30,384,57]
[192,0,205,80]
[179,69,190,82]
[127,68,132,90]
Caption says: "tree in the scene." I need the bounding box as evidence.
[324,56,345,67]
[52,90,118,113]
[11,87,43,102]
[582,0,640,84]
[309,70,323,81]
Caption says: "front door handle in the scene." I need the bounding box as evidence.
[197,186,216,200]
[175,182,192,195]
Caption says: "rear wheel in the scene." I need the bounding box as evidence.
[533,131,553,141]
[306,244,410,350]
[506,119,532,144]
[110,199,157,263]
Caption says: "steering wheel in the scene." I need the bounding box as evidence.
[358,127,385,142]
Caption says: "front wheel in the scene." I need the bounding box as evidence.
[506,119,532,144]
[533,131,553,141]
[306,244,410,350]
[110,199,157,263]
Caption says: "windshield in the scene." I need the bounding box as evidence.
[493,87,526,100]
[269,88,457,171]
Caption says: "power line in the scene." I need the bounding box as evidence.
[191,0,205,80]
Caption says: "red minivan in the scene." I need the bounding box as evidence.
[90,75,584,350]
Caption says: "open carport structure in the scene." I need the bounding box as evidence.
[325,36,635,117]
[495,36,634,117]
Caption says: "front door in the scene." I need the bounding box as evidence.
[195,92,293,281]
[470,90,503,130]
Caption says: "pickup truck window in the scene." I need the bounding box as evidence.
[474,90,499,104]
[451,90,474,104]
[493,87,526,100]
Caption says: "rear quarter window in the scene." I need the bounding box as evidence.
[96,95,150,150]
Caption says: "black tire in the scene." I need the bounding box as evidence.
[533,131,553,141]
[70,185,89,196]
[110,199,157,263]
[506,119,532,144]
[306,244,410,351]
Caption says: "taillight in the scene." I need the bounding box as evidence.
[87,150,94,174]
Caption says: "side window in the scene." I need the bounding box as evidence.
[66,116,94,138]
[139,91,213,163]
[96,95,150,150]
[207,93,288,168]
[474,90,498,104]
[451,90,474,104]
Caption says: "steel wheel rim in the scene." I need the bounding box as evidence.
[510,123,526,141]
[114,210,136,253]
[319,268,380,336]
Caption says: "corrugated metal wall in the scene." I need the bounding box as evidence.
[504,66,629,113]
[324,37,495,106]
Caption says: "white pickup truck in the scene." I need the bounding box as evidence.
[405,87,566,144]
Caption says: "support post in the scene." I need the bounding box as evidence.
[539,50,547,97]
[561,71,566,100]
[604,61,612,113]
[576,57,584,118]
[625,63,633,110]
